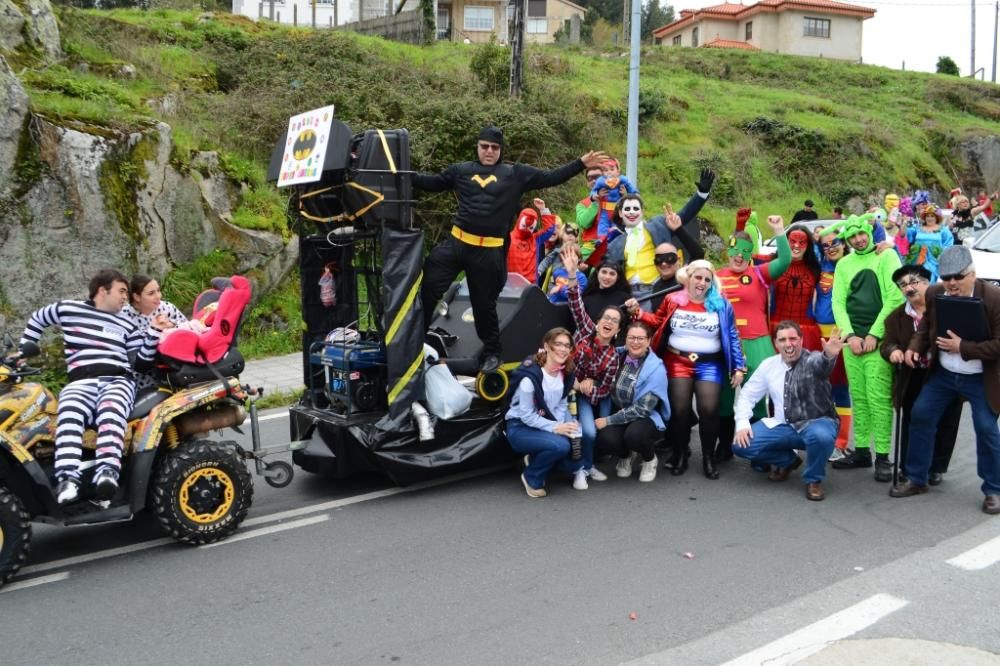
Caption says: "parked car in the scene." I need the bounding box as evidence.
[757,219,837,257]
[969,220,1000,287]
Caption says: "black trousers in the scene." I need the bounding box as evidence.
[596,418,659,462]
[421,236,506,356]
[900,368,961,473]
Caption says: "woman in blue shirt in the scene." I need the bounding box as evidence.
[506,328,580,498]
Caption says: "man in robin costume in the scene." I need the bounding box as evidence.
[414,126,607,372]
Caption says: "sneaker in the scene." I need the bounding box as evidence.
[828,448,848,463]
[573,469,589,490]
[639,455,658,482]
[616,453,636,478]
[56,479,80,505]
[93,468,119,501]
[588,467,608,482]
[520,473,546,498]
[832,448,872,469]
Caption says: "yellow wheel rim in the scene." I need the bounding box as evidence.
[476,369,509,402]
[178,467,235,525]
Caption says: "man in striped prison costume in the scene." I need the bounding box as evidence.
[20,269,161,504]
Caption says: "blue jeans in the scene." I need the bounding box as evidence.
[577,398,609,471]
[507,419,577,489]
[732,418,837,484]
[906,368,1000,495]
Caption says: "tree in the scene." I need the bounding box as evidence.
[641,0,674,43]
[936,56,960,76]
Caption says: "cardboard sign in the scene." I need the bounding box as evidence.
[278,105,335,187]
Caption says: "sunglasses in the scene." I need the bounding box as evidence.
[820,240,843,250]
[940,272,969,282]
[654,253,679,265]
[477,142,501,152]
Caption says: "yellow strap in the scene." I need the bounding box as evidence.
[376,129,398,174]
[388,353,424,404]
[451,226,504,248]
[385,274,422,345]
[344,181,385,220]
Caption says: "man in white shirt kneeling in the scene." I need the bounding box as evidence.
[732,320,847,501]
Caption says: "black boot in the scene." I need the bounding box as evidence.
[702,441,719,480]
[832,447,873,469]
[668,446,690,476]
[715,419,736,463]
[874,453,892,482]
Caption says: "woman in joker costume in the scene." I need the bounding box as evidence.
[715,214,791,459]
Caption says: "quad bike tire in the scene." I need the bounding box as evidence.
[0,487,32,586]
[150,439,253,546]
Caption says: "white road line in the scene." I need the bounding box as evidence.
[241,463,509,528]
[719,593,909,666]
[18,538,176,577]
[947,534,1000,571]
[2,571,71,593]
[19,463,507,576]
[198,514,329,548]
[257,412,290,422]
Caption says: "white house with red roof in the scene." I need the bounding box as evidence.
[651,0,875,61]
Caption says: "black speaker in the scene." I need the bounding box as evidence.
[430,278,572,372]
[267,118,354,183]
[342,129,413,230]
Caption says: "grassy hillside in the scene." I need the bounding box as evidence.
[15,7,1000,243]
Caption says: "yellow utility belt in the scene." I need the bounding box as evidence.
[452,226,504,248]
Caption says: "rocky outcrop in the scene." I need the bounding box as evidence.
[0,0,60,60]
[0,116,296,325]
[957,135,1000,194]
[0,56,28,194]
[0,0,25,53]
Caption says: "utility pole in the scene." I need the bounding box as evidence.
[993,0,998,82]
[972,0,977,77]
[510,0,524,97]
[625,0,641,185]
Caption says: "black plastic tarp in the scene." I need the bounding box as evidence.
[379,227,426,422]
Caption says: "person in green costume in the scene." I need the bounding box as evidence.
[829,213,904,482]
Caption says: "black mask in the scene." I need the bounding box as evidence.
[654,253,679,265]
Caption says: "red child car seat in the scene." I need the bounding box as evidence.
[158,275,252,387]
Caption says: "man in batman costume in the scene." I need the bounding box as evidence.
[414,126,607,372]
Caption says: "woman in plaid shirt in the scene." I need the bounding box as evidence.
[562,245,623,490]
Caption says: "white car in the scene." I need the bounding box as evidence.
[969,221,1000,287]
[757,219,837,257]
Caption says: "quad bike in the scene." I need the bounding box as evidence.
[0,336,289,587]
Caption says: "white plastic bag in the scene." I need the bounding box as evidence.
[424,363,472,420]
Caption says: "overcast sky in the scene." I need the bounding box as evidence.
[663,0,999,76]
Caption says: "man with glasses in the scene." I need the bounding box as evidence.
[414,125,607,373]
[880,264,961,486]
[830,214,903,482]
[647,235,704,311]
[891,246,1000,515]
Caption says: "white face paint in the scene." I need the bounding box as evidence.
[621,202,643,227]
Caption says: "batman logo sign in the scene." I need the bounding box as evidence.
[471,174,497,188]
[293,129,318,161]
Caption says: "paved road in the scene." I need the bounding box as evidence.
[2,408,998,665]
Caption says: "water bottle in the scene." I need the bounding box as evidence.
[567,390,582,461]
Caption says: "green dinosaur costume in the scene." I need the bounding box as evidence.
[830,214,904,454]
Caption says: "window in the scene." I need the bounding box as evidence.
[672,35,681,45]
[527,18,547,33]
[803,17,830,38]
[745,21,752,40]
[465,5,494,31]
[692,26,699,47]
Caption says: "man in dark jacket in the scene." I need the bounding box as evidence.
[414,126,606,372]
[891,246,1000,514]
[880,264,961,484]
